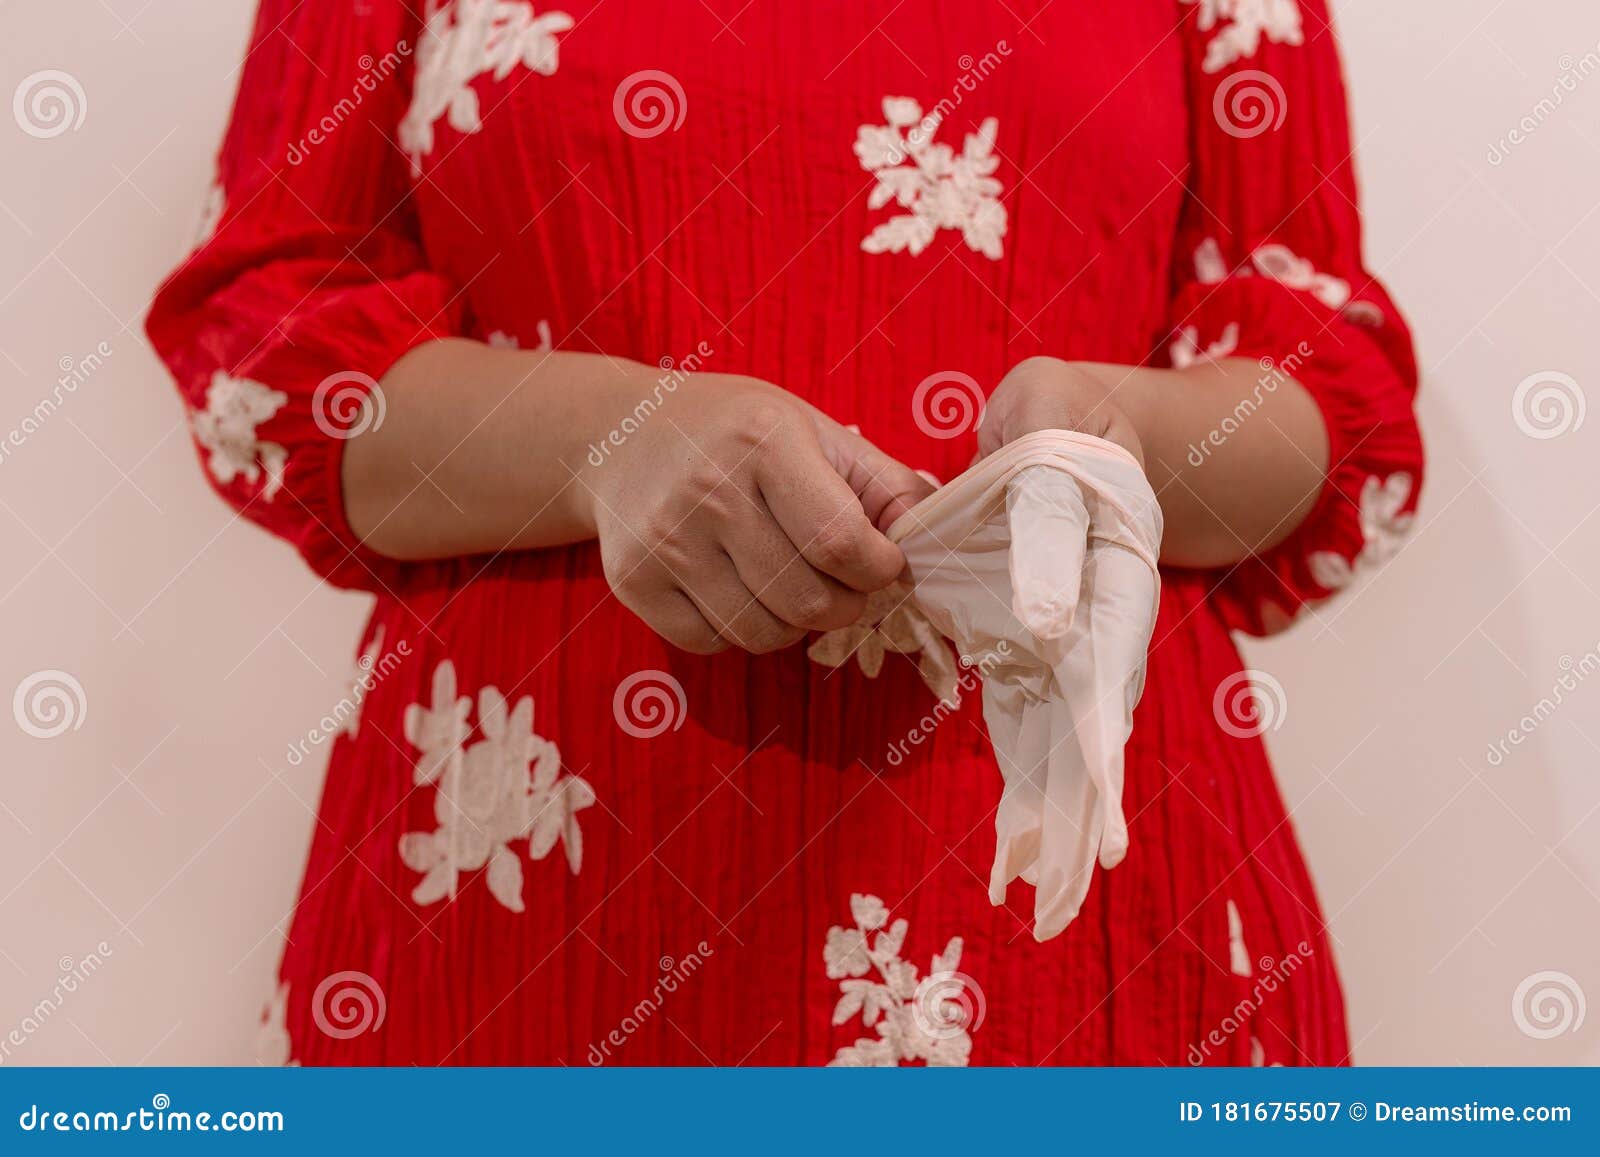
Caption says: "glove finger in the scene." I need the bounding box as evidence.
[1006,466,1089,640]
[1031,703,1102,942]
[1061,540,1159,870]
[982,681,1046,905]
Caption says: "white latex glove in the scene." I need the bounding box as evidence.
[886,430,1163,941]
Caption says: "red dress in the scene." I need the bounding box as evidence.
[147,0,1422,1066]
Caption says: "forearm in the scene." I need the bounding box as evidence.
[1074,359,1330,568]
[342,338,652,559]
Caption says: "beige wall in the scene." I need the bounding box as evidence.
[1,1,1596,1064]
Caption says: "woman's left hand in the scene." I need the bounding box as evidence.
[976,357,1143,466]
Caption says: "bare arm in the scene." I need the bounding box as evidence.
[978,356,1330,568]
[341,337,935,653]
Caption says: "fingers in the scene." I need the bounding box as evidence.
[1032,708,1102,942]
[722,497,868,632]
[810,410,938,532]
[676,551,808,654]
[619,586,728,656]
[755,429,908,593]
[1006,466,1089,640]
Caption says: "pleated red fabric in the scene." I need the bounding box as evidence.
[147,0,1421,1066]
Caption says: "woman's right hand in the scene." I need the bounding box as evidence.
[583,371,934,656]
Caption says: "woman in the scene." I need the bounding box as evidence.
[148,0,1421,1065]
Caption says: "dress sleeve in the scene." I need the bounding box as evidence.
[1165,0,1423,636]
[146,0,461,592]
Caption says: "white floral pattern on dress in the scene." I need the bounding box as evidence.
[255,981,299,1066]
[192,371,288,501]
[1307,472,1414,593]
[1182,0,1304,73]
[807,585,961,704]
[400,1,574,170]
[1226,899,1253,977]
[1252,243,1350,311]
[854,98,1006,260]
[399,660,595,912]
[487,319,553,351]
[1194,236,1230,285]
[1171,321,1240,370]
[826,893,977,1067]
[1193,238,1380,328]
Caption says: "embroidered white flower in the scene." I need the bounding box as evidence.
[255,981,299,1066]
[1308,472,1414,593]
[1226,899,1253,977]
[399,660,595,912]
[1171,321,1240,370]
[487,319,553,351]
[400,0,574,170]
[825,892,978,1067]
[1183,0,1304,73]
[1252,243,1350,311]
[855,97,1006,260]
[1194,236,1230,285]
[807,585,961,704]
[192,371,288,501]
[1250,1036,1284,1066]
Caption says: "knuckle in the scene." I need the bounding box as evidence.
[807,517,868,572]
[788,587,859,631]
[737,399,797,446]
